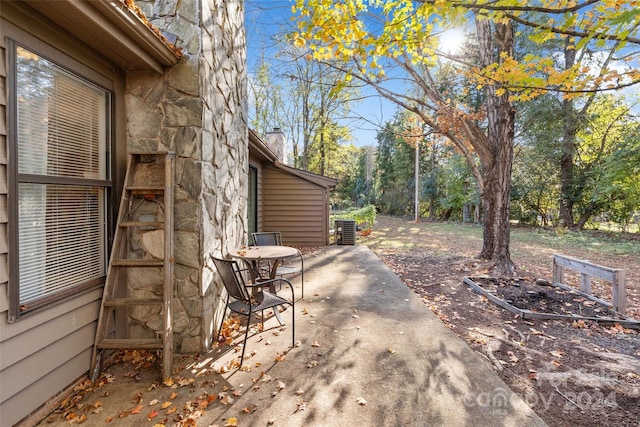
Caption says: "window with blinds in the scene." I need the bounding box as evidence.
[13,45,111,312]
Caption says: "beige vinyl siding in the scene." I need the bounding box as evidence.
[262,165,329,246]
[0,25,8,316]
[0,6,124,425]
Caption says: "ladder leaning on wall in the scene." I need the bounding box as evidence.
[90,151,175,380]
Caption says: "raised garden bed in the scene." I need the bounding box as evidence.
[464,276,640,329]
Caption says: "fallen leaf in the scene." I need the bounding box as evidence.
[178,377,195,387]
[572,320,587,329]
[149,399,159,406]
[549,350,564,359]
[147,409,159,420]
[131,405,143,415]
[276,381,286,390]
[295,388,305,396]
[161,401,172,409]
[295,399,308,413]
[219,395,234,405]
[243,404,258,413]
[225,417,238,427]
[169,392,178,400]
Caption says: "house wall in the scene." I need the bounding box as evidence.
[127,0,248,353]
[0,4,127,426]
[0,0,248,424]
[262,165,331,246]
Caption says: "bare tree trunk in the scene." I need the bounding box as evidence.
[429,136,437,220]
[559,39,577,228]
[476,18,516,275]
[319,127,325,175]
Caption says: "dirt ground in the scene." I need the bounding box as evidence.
[364,216,640,427]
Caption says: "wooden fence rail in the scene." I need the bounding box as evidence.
[552,254,626,314]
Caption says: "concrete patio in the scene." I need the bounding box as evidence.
[36,246,546,426]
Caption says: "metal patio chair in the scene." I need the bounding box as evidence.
[211,255,295,366]
[251,231,305,298]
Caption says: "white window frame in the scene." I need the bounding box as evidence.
[7,40,113,321]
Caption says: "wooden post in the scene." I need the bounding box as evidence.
[552,257,565,284]
[612,269,626,314]
[163,152,175,380]
[580,273,591,294]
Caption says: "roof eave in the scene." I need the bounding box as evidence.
[23,0,179,74]
[92,0,180,68]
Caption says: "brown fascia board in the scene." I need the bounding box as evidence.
[273,163,339,190]
[24,0,179,73]
[249,128,279,162]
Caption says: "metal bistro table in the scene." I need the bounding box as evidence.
[229,245,300,324]
[229,245,299,282]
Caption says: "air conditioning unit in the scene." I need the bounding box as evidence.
[334,220,356,245]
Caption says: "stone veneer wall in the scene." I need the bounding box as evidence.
[124,0,248,353]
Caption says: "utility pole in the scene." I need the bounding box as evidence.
[414,141,420,223]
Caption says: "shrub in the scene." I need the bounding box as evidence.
[330,204,377,231]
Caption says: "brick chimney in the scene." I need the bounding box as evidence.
[265,127,287,163]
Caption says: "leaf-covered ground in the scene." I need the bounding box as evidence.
[37,216,639,426]
[365,216,640,427]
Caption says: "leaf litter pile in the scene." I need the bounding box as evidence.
[376,247,640,427]
[39,316,299,427]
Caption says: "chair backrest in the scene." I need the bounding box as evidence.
[252,231,282,246]
[211,256,251,302]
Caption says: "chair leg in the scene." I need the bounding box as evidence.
[291,302,295,348]
[216,300,229,342]
[300,255,304,299]
[239,313,251,366]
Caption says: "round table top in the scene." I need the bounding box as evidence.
[229,245,299,260]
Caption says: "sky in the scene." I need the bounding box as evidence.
[244,1,397,147]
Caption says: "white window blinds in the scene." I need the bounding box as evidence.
[16,46,110,306]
